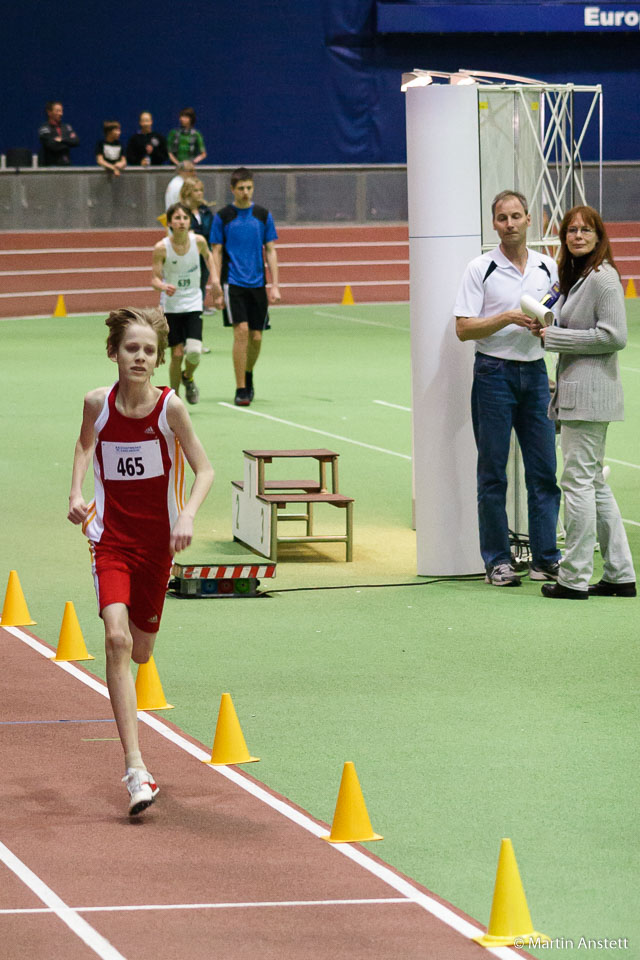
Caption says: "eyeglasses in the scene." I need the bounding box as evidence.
[566,226,595,237]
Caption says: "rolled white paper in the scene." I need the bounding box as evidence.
[520,294,554,326]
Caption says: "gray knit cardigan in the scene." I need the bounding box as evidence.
[544,262,627,422]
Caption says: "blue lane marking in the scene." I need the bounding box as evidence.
[0,719,116,725]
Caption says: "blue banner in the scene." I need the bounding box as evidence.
[377,2,640,33]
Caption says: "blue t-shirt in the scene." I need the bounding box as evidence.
[210,203,278,288]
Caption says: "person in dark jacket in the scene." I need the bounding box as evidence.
[126,112,168,166]
[38,101,80,166]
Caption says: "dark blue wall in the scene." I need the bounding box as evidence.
[3,1,639,165]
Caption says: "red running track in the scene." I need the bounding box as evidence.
[0,624,533,960]
[0,226,410,317]
[1,223,638,318]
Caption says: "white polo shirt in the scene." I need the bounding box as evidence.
[454,246,558,361]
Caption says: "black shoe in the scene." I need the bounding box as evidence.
[541,582,588,600]
[245,370,254,402]
[234,387,251,407]
[588,579,636,597]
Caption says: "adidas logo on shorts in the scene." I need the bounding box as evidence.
[147,615,158,623]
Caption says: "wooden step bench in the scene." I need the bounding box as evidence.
[232,479,323,493]
[231,449,353,561]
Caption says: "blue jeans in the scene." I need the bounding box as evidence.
[471,354,561,571]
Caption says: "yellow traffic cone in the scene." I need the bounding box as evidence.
[53,601,95,661]
[322,761,383,843]
[203,693,259,765]
[53,294,67,317]
[135,655,174,710]
[341,284,355,305]
[156,213,168,228]
[625,277,637,299]
[473,838,550,948]
[1,570,36,626]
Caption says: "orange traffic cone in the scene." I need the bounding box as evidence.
[1,570,36,626]
[473,838,550,948]
[53,294,67,317]
[203,693,259,765]
[135,655,174,710]
[322,761,383,843]
[341,284,355,305]
[53,601,94,661]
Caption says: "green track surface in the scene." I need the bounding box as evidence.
[2,302,639,957]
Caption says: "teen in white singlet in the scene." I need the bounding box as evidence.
[160,232,203,312]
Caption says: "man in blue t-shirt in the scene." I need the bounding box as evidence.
[210,167,281,406]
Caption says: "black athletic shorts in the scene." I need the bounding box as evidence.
[222,284,270,331]
[165,311,203,347]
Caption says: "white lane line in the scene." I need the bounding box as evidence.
[277,241,408,249]
[217,404,411,460]
[373,400,411,412]
[0,280,409,300]
[622,517,640,527]
[314,309,409,330]
[0,286,151,299]
[0,241,409,256]
[279,260,409,268]
[4,626,519,959]
[0,260,409,278]
[620,366,640,373]
[606,457,640,470]
[0,267,149,277]
[0,247,152,256]
[0,841,127,960]
[0,897,408,915]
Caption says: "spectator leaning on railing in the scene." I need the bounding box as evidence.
[96,121,127,177]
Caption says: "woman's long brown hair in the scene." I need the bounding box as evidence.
[557,205,619,296]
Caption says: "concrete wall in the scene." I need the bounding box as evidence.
[1,163,638,231]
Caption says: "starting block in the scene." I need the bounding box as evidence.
[168,561,276,598]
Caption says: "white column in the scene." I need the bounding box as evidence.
[406,84,483,575]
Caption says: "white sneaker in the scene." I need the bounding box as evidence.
[484,562,522,587]
[122,768,159,816]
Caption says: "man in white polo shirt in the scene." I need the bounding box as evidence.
[454,189,561,587]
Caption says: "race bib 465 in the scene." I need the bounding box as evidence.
[102,440,163,480]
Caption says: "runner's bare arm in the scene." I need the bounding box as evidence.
[165,395,215,553]
[151,242,175,295]
[68,389,107,524]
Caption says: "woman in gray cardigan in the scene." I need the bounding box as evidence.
[538,205,635,599]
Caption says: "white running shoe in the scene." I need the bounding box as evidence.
[122,768,159,816]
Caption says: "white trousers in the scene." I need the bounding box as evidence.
[559,420,635,590]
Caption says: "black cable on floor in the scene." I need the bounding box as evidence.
[263,574,486,595]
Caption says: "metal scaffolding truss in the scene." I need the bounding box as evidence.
[480,81,603,243]
[401,69,603,249]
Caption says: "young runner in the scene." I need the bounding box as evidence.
[152,202,222,403]
[68,307,214,815]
